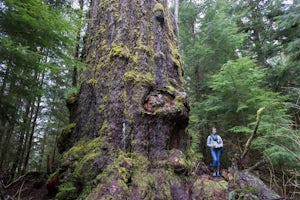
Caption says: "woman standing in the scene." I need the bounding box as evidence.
[207,127,223,177]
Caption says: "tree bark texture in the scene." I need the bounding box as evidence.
[58,0,189,199]
[67,0,188,155]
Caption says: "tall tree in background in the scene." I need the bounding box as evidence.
[174,0,179,37]
[56,0,189,199]
[272,1,300,128]
[72,0,86,87]
[0,0,79,179]
[179,0,245,160]
[178,0,299,197]
[233,0,283,66]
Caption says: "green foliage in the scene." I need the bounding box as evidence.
[0,0,83,175]
[180,0,246,156]
[196,0,245,68]
[232,0,284,65]
[56,185,78,200]
[182,0,245,80]
[255,130,300,169]
[56,174,82,200]
[199,57,299,172]
[0,0,75,61]
[179,1,299,197]
[66,86,80,105]
[269,2,300,124]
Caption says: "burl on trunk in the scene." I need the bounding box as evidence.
[57,0,189,199]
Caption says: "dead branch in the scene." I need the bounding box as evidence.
[247,159,266,171]
[5,175,26,189]
[16,181,24,200]
[239,107,264,167]
[14,181,25,200]
[0,174,14,200]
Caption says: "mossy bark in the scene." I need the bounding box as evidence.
[58,0,189,199]
[69,0,188,154]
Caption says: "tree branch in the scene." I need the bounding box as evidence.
[247,159,266,171]
[240,107,265,165]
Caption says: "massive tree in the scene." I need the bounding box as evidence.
[57,0,189,199]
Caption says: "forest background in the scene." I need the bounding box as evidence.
[0,0,299,198]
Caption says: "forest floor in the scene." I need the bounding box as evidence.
[4,172,53,200]
[3,171,228,200]
[3,170,284,200]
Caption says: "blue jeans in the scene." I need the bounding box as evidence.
[210,148,222,167]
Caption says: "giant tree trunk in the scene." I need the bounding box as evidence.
[57,0,189,199]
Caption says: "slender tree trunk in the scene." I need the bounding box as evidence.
[59,0,189,199]
[0,68,9,146]
[72,50,79,87]
[22,73,45,174]
[174,0,179,37]
[0,68,12,150]
[51,120,61,169]
[0,65,9,98]
[248,1,266,66]
[10,100,32,179]
[17,99,35,175]
[194,62,201,100]
[0,119,16,170]
[0,75,20,171]
[0,98,21,170]
[72,0,85,87]
[38,131,47,172]
[21,99,41,174]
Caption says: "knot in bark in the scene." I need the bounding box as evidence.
[154,10,164,25]
[143,89,189,125]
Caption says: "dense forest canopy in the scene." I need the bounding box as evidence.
[0,0,299,199]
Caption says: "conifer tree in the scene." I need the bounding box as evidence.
[0,0,78,177]
[55,0,191,199]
